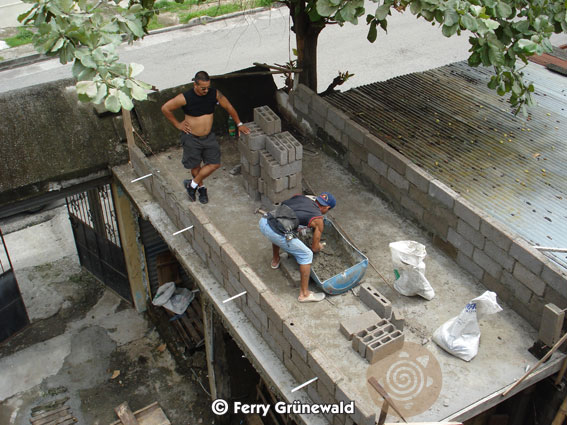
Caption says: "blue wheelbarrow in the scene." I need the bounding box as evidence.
[310,218,368,295]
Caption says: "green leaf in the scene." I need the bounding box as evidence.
[496,2,512,18]
[56,0,74,13]
[130,82,147,101]
[444,9,459,26]
[126,18,144,37]
[367,20,378,42]
[92,84,108,104]
[488,45,505,66]
[481,19,500,31]
[468,51,481,66]
[469,5,483,17]
[80,54,97,69]
[375,3,391,21]
[513,20,529,33]
[129,63,144,77]
[118,90,134,110]
[50,37,65,53]
[517,39,537,54]
[105,95,121,113]
[76,80,97,97]
[317,0,339,17]
[442,23,458,37]
[410,0,422,15]
[18,7,36,24]
[461,14,478,31]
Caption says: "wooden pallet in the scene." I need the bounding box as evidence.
[110,401,170,425]
[255,380,295,425]
[30,404,76,425]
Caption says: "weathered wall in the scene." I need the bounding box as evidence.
[0,67,277,207]
[283,83,567,329]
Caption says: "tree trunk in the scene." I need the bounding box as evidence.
[290,1,324,92]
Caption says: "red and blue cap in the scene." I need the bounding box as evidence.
[317,192,336,209]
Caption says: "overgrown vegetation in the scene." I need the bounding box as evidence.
[3,27,34,48]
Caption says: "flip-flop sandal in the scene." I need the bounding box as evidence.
[271,259,281,269]
[298,292,325,303]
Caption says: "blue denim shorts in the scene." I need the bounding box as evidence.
[259,217,313,265]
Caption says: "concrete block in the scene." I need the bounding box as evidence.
[280,254,301,287]
[280,138,296,163]
[325,120,343,142]
[501,271,533,304]
[457,219,485,249]
[510,238,545,275]
[262,327,284,361]
[542,264,567,298]
[480,216,514,251]
[544,286,567,310]
[308,348,345,395]
[257,177,265,194]
[366,328,404,363]
[266,186,301,204]
[242,303,265,333]
[246,293,269,329]
[283,319,314,363]
[387,167,409,191]
[485,240,515,272]
[254,105,281,135]
[352,322,387,357]
[240,122,266,150]
[358,284,392,319]
[240,265,269,305]
[221,243,247,280]
[290,347,312,381]
[266,136,288,165]
[203,223,227,257]
[473,248,503,279]
[405,163,431,193]
[513,262,546,296]
[288,172,301,190]
[328,106,347,131]
[284,348,308,383]
[288,134,303,160]
[400,193,425,221]
[340,310,380,340]
[250,163,260,177]
[311,93,329,117]
[344,121,367,145]
[265,174,288,193]
[454,196,481,230]
[457,251,484,280]
[260,291,290,333]
[429,179,456,209]
[243,171,258,190]
[390,308,405,330]
[364,133,386,160]
[268,319,291,359]
[368,153,388,176]
[382,145,407,176]
[448,227,474,257]
[260,194,279,212]
[208,251,224,284]
[259,149,291,179]
[539,303,564,346]
[241,154,250,174]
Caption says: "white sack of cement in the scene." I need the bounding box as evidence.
[152,281,194,315]
[389,240,435,300]
[433,291,502,361]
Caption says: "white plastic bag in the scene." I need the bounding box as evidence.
[433,291,502,361]
[389,240,435,300]
[152,282,194,315]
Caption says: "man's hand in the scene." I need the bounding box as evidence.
[177,120,192,134]
[312,242,325,253]
[238,124,250,135]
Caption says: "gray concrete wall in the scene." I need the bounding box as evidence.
[124,143,377,425]
[284,83,567,329]
[0,67,277,207]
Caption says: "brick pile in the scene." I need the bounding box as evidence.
[238,106,303,209]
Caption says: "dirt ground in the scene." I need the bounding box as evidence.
[0,211,217,425]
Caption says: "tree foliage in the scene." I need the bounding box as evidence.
[20,0,567,114]
[316,0,566,114]
[18,0,164,112]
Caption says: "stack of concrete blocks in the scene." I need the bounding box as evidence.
[339,284,405,363]
[238,122,265,201]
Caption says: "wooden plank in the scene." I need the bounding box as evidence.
[32,410,71,425]
[31,405,69,422]
[114,402,139,425]
[179,315,201,342]
[51,414,74,424]
[57,419,76,425]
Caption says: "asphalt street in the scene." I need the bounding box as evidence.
[0,4,480,94]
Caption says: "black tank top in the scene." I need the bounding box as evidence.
[182,87,218,116]
[283,195,322,227]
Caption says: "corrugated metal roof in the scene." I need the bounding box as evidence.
[326,61,567,269]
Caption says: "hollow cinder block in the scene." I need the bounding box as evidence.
[366,329,404,364]
[254,105,281,135]
[359,284,392,319]
[266,136,288,165]
[240,122,266,150]
[340,310,380,340]
[352,321,385,354]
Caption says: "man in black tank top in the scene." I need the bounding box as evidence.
[161,71,249,204]
[259,192,337,302]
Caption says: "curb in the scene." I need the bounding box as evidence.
[0,4,284,72]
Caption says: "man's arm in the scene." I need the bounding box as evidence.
[161,94,191,134]
[217,90,250,135]
[309,218,325,252]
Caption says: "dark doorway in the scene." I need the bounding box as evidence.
[0,227,30,343]
[66,184,131,302]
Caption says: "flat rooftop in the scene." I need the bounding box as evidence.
[116,133,564,422]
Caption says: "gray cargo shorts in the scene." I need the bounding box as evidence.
[180,132,220,169]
